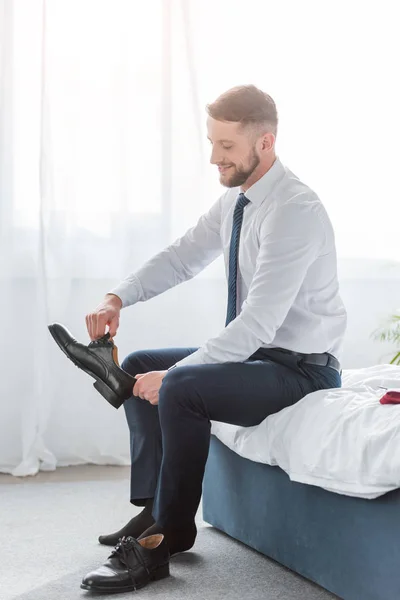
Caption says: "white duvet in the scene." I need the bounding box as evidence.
[210,364,400,499]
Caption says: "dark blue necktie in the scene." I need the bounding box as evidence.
[225,193,250,326]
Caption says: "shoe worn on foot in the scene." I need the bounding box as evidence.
[48,322,136,409]
[138,521,197,558]
[98,512,155,547]
[81,534,170,593]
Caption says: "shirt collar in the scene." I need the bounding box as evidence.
[240,156,285,207]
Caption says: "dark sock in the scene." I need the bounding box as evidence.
[98,498,155,546]
[137,520,197,557]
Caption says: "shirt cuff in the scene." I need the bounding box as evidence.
[107,275,143,308]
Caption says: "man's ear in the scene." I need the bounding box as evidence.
[261,132,275,151]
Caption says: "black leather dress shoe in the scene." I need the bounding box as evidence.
[81,535,170,593]
[48,322,136,409]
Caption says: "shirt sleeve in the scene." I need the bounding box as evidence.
[171,198,325,368]
[108,194,224,308]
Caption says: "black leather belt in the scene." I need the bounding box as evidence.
[268,347,342,375]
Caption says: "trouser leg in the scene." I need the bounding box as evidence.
[120,347,199,506]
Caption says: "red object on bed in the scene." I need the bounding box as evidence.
[380,390,400,404]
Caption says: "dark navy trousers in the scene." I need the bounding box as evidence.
[121,346,342,529]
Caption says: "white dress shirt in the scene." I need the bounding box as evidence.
[109,156,347,368]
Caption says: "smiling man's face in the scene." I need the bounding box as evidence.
[207,116,264,190]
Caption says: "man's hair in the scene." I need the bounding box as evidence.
[206,84,278,139]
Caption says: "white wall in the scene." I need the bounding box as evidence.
[338,259,400,368]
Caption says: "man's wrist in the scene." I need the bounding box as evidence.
[105,293,123,309]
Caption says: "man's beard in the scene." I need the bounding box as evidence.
[221,147,260,188]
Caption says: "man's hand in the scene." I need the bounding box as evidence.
[133,370,168,405]
[86,294,122,341]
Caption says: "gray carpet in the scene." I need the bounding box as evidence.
[0,466,338,600]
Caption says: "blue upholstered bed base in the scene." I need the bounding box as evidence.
[202,435,400,600]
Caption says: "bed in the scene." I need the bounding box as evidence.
[202,364,400,600]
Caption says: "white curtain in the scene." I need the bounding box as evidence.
[1,0,399,475]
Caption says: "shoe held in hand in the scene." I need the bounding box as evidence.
[48,322,136,409]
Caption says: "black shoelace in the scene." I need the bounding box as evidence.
[109,536,150,589]
[88,332,112,347]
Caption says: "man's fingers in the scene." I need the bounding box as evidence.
[133,378,141,397]
[85,315,89,336]
[87,314,94,340]
[149,393,159,406]
[94,315,108,339]
[108,316,119,337]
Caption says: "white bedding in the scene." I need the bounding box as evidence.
[210,364,400,499]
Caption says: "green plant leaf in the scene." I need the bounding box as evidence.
[390,351,400,365]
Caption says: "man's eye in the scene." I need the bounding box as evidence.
[222,145,233,150]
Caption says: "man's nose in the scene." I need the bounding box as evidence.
[210,146,223,165]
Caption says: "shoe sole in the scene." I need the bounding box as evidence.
[48,324,124,409]
[80,562,170,592]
